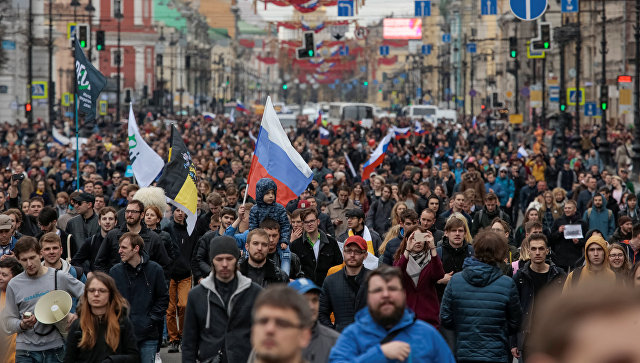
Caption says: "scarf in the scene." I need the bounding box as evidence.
[348,226,374,255]
[406,251,431,286]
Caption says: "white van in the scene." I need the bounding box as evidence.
[435,109,458,125]
[327,102,375,126]
[401,105,438,122]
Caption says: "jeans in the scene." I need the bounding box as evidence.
[139,340,158,363]
[167,276,191,342]
[15,347,64,363]
[278,245,291,276]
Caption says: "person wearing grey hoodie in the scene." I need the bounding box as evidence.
[181,236,262,363]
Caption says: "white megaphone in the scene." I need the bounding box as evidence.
[34,290,72,339]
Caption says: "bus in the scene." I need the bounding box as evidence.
[327,102,375,126]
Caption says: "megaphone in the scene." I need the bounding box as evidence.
[34,290,72,339]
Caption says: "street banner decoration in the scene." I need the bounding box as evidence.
[127,104,165,187]
[157,125,198,235]
[74,37,106,122]
[247,97,313,206]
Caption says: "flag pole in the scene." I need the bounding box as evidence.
[73,36,80,192]
[242,183,249,205]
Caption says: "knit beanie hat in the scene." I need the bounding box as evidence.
[209,236,240,261]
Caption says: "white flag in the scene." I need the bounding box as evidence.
[127,104,165,187]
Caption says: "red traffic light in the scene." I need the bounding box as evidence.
[481,104,486,110]
[25,103,32,112]
[618,75,632,83]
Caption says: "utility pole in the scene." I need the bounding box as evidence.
[541,54,546,129]
[27,0,33,126]
[48,0,53,127]
[470,54,474,115]
[116,4,122,122]
[598,0,610,166]
[633,0,640,176]
[573,8,582,149]
[515,27,520,114]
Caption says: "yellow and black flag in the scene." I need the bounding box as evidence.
[157,125,198,235]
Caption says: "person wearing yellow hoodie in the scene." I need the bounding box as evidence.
[563,235,615,291]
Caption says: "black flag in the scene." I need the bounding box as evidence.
[74,37,106,122]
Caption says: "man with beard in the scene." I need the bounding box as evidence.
[238,228,288,287]
[260,218,304,279]
[609,216,633,246]
[329,265,454,362]
[65,192,100,251]
[436,217,474,300]
[471,192,511,236]
[319,235,369,332]
[94,200,170,274]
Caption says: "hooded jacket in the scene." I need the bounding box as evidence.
[109,253,169,343]
[248,178,291,246]
[440,257,521,362]
[181,271,262,363]
[582,193,615,240]
[329,308,455,363]
[563,235,616,291]
[365,196,394,236]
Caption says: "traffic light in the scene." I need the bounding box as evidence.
[481,104,486,110]
[509,37,517,58]
[185,55,191,69]
[282,84,288,90]
[363,81,368,86]
[24,103,32,117]
[296,32,316,59]
[600,85,609,111]
[532,23,552,51]
[78,24,88,48]
[96,30,105,51]
[560,103,566,112]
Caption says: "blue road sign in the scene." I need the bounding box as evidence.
[417,87,423,99]
[481,0,498,15]
[442,34,451,43]
[568,88,585,105]
[337,0,354,16]
[339,45,349,56]
[379,45,390,56]
[467,43,477,53]
[31,83,46,98]
[584,102,602,116]
[510,0,548,21]
[561,0,578,13]
[421,44,432,55]
[415,1,431,16]
[1,40,16,50]
[549,86,560,102]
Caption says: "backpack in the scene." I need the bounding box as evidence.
[477,209,508,226]
[585,208,613,225]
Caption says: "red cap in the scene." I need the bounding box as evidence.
[325,173,334,179]
[297,200,309,209]
[344,236,367,251]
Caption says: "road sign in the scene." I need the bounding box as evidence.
[527,41,545,59]
[561,0,578,13]
[510,0,548,21]
[1,40,15,50]
[481,0,498,15]
[417,87,422,99]
[339,45,349,56]
[567,88,585,106]
[415,1,431,16]
[330,24,348,41]
[31,81,47,99]
[549,86,560,102]
[62,93,73,106]
[506,91,514,99]
[584,102,600,116]
[510,114,523,124]
[422,44,432,55]
[442,34,451,43]
[355,26,369,39]
[337,0,354,16]
[67,23,77,39]
[379,45,390,56]
[469,89,477,97]
[467,43,477,53]
[99,100,108,115]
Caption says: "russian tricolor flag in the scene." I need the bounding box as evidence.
[391,126,412,139]
[236,101,250,115]
[202,112,215,121]
[315,110,323,126]
[362,133,393,180]
[414,120,427,135]
[247,97,314,205]
[319,127,330,145]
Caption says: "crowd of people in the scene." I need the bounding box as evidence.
[1,110,640,363]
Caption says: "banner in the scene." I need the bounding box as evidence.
[74,38,106,122]
[127,104,165,187]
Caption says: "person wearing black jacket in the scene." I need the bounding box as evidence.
[109,233,168,363]
[71,207,117,273]
[237,229,288,287]
[365,185,394,236]
[290,208,343,287]
[65,193,100,251]
[260,218,304,279]
[550,200,588,272]
[94,200,171,275]
[182,236,262,363]
[163,208,198,353]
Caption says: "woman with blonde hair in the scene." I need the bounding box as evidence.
[64,272,139,363]
[539,190,562,232]
[552,187,567,209]
[378,225,403,258]
[390,201,408,227]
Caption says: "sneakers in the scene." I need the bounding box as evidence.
[168,340,180,353]
[155,352,163,363]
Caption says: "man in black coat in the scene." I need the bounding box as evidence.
[318,236,369,332]
[94,200,171,274]
[290,208,343,287]
[71,206,117,273]
[237,228,288,287]
[550,200,588,272]
[65,192,100,251]
[182,236,262,363]
[109,232,169,363]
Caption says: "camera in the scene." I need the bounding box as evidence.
[11,174,24,182]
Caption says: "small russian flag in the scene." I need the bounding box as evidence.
[391,126,412,139]
[414,120,427,136]
[203,112,215,121]
[319,127,330,145]
[236,101,250,115]
[472,116,477,129]
[315,111,323,126]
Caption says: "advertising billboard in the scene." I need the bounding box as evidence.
[383,18,423,39]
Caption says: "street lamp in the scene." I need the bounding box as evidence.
[115,3,123,121]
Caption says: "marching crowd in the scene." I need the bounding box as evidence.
[1,111,640,363]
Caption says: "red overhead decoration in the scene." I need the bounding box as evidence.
[256,55,278,65]
[378,55,398,66]
[239,39,256,48]
[382,39,409,47]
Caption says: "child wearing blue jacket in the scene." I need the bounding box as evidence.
[249,178,291,275]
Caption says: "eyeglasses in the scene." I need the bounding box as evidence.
[303,219,317,225]
[344,249,365,255]
[254,316,302,330]
[610,254,625,259]
[87,288,109,294]
[125,210,141,214]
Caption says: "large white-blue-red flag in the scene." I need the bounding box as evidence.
[247,97,314,205]
[391,125,411,139]
[362,133,393,180]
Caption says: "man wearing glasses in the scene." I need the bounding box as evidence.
[94,200,170,274]
[65,192,100,251]
[318,235,369,332]
[290,208,343,287]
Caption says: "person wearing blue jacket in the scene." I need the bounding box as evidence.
[329,265,455,363]
[582,193,616,240]
[440,230,522,363]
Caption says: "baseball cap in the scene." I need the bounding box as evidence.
[325,173,334,179]
[344,235,367,250]
[0,215,12,230]
[288,278,322,295]
[345,208,365,219]
[297,200,310,209]
[72,192,95,204]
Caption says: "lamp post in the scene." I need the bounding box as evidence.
[115,4,123,121]
[598,0,610,166]
[85,1,95,62]
[632,0,640,176]
[158,27,165,114]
